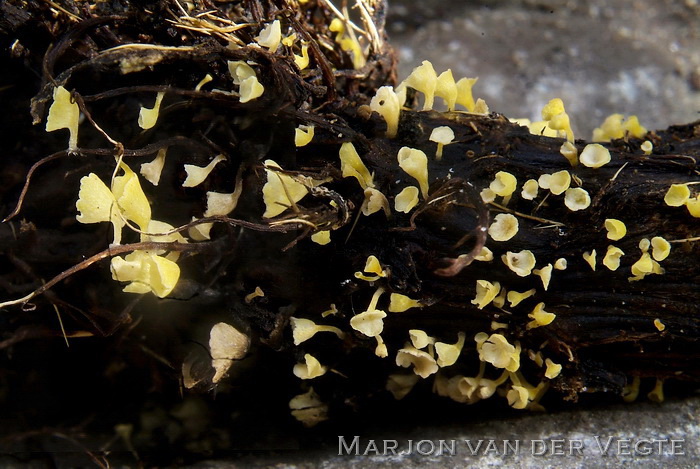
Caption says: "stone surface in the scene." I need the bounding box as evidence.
[387,0,700,138]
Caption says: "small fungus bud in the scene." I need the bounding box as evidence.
[654,319,665,331]
[579,143,611,168]
[641,140,653,155]
[521,179,539,200]
[560,141,578,166]
[488,213,519,241]
[554,258,568,270]
[429,126,455,160]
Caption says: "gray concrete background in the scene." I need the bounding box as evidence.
[387,0,700,138]
[205,1,700,467]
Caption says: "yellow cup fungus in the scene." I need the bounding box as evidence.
[603,246,625,271]
[477,333,520,372]
[244,286,265,303]
[664,183,691,207]
[110,250,180,298]
[488,213,519,241]
[140,148,167,186]
[227,60,264,102]
[533,264,553,290]
[583,250,597,271]
[310,230,331,245]
[289,317,344,345]
[354,255,386,281]
[386,374,420,400]
[361,187,391,216]
[429,126,455,160]
[388,293,421,312]
[293,41,310,69]
[489,171,518,198]
[138,92,165,130]
[544,359,562,379]
[209,322,250,384]
[182,154,226,188]
[76,162,151,244]
[397,146,429,198]
[686,197,700,217]
[502,250,536,277]
[289,387,328,427]
[46,85,80,150]
[641,140,653,155]
[471,280,501,309]
[474,246,494,262]
[293,354,328,380]
[651,236,671,261]
[204,191,239,217]
[605,218,627,240]
[396,60,437,110]
[527,303,556,329]
[564,187,591,211]
[394,186,420,213]
[560,141,578,166]
[541,98,574,142]
[294,125,315,147]
[435,332,466,367]
[370,86,405,138]
[256,19,281,53]
[654,319,666,332]
[409,329,434,349]
[647,378,665,403]
[396,346,439,378]
[592,113,647,142]
[350,309,387,337]
[579,143,612,168]
[538,170,571,195]
[261,160,310,218]
[507,289,536,307]
[554,258,568,270]
[329,18,365,69]
[340,142,374,189]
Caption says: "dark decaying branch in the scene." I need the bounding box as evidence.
[1,0,700,462]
